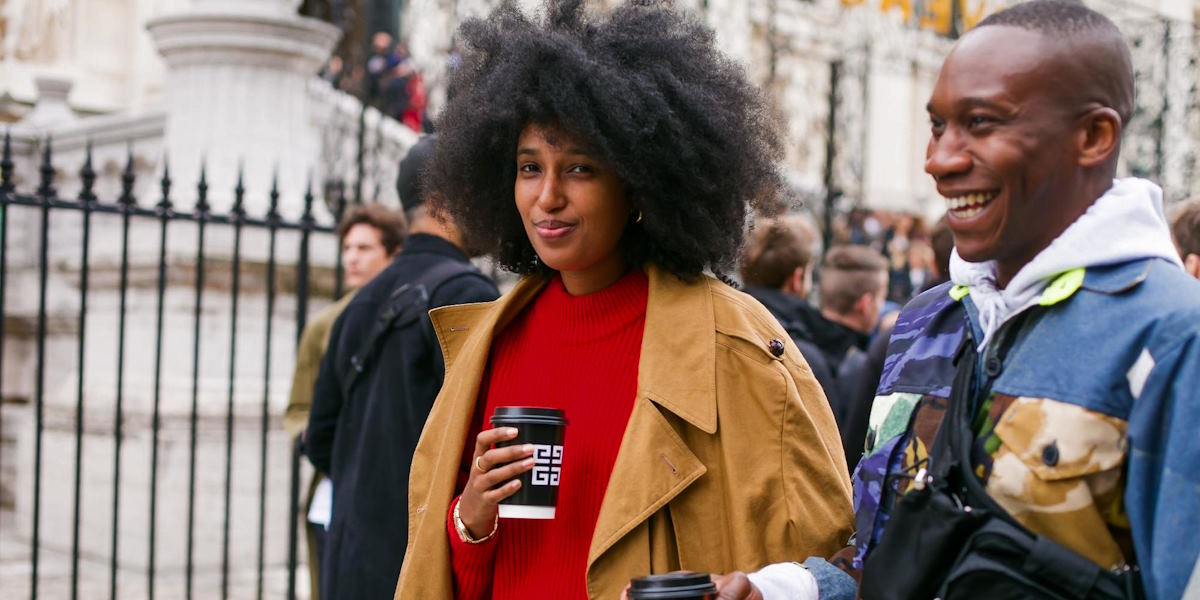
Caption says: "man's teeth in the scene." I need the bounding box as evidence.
[945,192,996,215]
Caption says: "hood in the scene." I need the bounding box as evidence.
[950,177,1184,349]
[794,301,870,365]
[744,287,811,335]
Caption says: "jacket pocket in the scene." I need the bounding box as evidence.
[991,396,1126,481]
[985,396,1129,570]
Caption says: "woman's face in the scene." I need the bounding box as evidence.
[514,124,631,295]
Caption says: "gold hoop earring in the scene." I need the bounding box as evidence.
[634,210,644,223]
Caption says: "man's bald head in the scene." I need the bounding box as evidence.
[973,0,1134,126]
[926,0,1135,286]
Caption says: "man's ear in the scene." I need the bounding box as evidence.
[1076,107,1122,168]
[1185,253,1200,280]
[785,266,808,297]
[854,291,875,318]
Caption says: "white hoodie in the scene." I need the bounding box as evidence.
[949,177,1184,350]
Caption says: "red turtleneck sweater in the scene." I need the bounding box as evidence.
[447,270,649,599]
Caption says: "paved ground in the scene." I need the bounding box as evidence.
[0,532,311,600]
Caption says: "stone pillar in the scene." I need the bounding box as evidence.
[146,0,341,217]
[19,76,79,129]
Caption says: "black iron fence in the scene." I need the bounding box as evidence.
[0,132,343,600]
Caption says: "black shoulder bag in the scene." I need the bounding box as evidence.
[340,259,482,399]
[862,315,1144,600]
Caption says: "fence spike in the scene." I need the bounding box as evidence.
[196,161,211,215]
[335,178,347,222]
[302,173,315,222]
[232,163,246,217]
[268,169,280,220]
[1,129,14,194]
[79,141,96,203]
[158,156,173,212]
[120,145,137,208]
[38,135,55,199]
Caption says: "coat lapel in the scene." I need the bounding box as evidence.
[404,275,549,595]
[636,266,718,434]
[587,265,718,568]
[430,274,549,380]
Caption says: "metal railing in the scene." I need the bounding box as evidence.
[0,131,343,600]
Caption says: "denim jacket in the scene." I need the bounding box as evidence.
[809,257,1200,600]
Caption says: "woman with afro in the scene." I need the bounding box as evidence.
[395,1,853,598]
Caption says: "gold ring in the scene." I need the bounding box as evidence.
[475,455,487,473]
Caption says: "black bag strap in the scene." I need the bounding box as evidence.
[928,332,978,482]
[944,310,1144,600]
[945,309,1064,529]
[341,259,483,398]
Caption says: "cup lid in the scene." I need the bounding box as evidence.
[628,572,716,598]
[490,406,568,426]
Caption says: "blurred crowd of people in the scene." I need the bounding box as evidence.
[834,208,951,306]
[320,32,430,133]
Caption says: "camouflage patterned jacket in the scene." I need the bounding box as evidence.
[805,256,1200,600]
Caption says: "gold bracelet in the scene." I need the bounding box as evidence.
[453,500,498,544]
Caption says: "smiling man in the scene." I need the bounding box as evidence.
[711,2,1200,599]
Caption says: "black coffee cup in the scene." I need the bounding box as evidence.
[628,572,718,600]
[490,407,568,519]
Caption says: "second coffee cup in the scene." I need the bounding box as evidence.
[627,572,718,599]
[490,406,568,519]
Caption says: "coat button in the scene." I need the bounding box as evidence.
[768,338,785,357]
[1042,442,1060,467]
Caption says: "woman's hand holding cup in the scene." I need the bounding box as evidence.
[458,427,536,537]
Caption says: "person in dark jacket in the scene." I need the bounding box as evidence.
[304,135,499,600]
[840,217,953,470]
[802,246,887,374]
[794,245,887,469]
[740,214,838,404]
[284,203,407,600]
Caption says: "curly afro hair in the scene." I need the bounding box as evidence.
[428,0,784,280]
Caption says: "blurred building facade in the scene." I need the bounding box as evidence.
[399,0,1200,220]
[3,0,1197,215]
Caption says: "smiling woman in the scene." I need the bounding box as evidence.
[392,1,855,599]
[426,0,784,283]
[514,125,632,295]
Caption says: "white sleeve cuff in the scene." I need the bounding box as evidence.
[746,562,818,600]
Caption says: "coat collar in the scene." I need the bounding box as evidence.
[431,262,720,433]
[637,263,719,434]
[1080,257,1157,295]
[399,232,471,262]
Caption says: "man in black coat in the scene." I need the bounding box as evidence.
[840,218,953,470]
[304,135,499,599]
[801,244,888,469]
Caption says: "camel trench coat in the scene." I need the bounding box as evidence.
[395,264,854,599]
